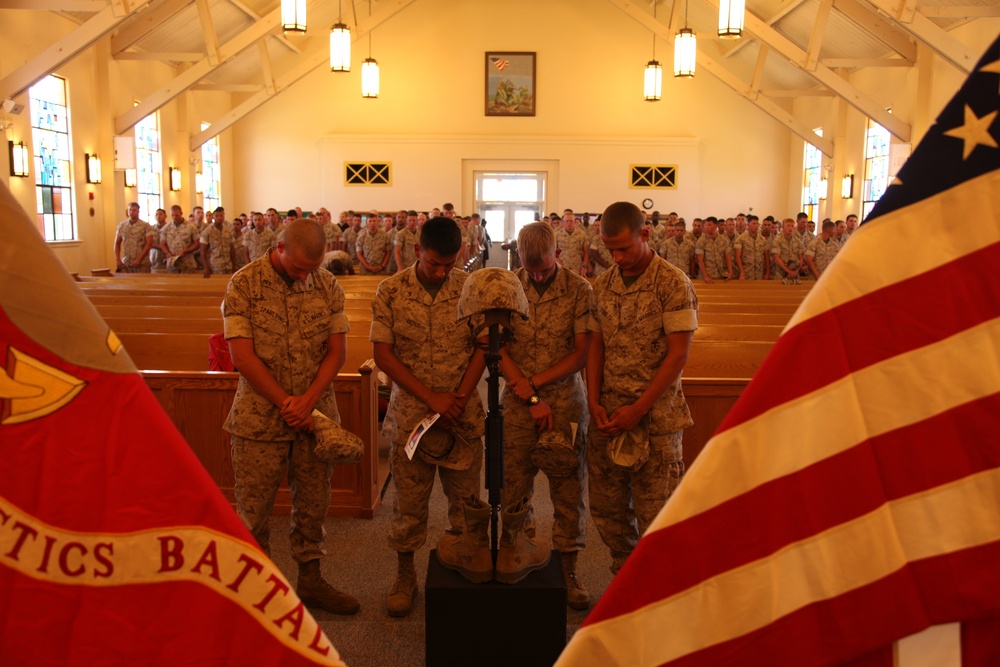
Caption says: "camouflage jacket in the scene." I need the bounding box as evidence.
[589,255,698,433]
[503,266,591,428]
[223,255,349,440]
[370,266,485,444]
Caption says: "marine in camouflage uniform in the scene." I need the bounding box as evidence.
[386,222,400,274]
[695,230,733,281]
[357,225,390,275]
[394,226,419,272]
[323,219,341,251]
[734,229,771,280]
[805,223,841,279]
[161,208,200,273]
[200,216,237,275]
[343,224,359,263]
[243,224,276,263]
[114,204,153,273]
[223,219,358,615]
[499,226,592,607]
[660,232,695,278]
[371,217,487,616]
[557,224,588,275]
[589,234,614,278]
[587,202,697,575]
[149,211,168,270]
[503,259,590,552]
[771,223,807,280]
[372,265,485,552]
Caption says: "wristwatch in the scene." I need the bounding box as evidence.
[528,394,541,406]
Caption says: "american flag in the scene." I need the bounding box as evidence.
[491,57,510,72]
[557,34,1000,667]
[0,183,344,665]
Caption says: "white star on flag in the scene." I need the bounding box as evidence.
[943,104,998,159]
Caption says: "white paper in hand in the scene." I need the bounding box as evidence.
[404,413,441,460]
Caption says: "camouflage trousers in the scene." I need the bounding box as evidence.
[587,427,685,573]
[230,433,333,563]
[501,422,586,553]
[150,248,166,270]
[388,436,484,553]
[166,255,199,273]
[118,263,151,273]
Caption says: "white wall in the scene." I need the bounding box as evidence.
[232,0,790,220]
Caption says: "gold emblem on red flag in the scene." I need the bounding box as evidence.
[1,347,86,424]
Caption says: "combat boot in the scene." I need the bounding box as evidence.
[437,496,493,583]
[387,551,417,617]
[560,551,591,610]
[495,497,550,584]
[296,559,360,615]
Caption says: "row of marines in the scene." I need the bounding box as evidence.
[220,202,697,619]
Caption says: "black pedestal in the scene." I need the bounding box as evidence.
[425,549,567,667]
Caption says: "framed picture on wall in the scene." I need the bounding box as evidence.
[485,52,536,117]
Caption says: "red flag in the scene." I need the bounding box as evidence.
[557,36,1000,667]
[0,183,345,666]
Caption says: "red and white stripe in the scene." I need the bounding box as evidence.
[556,168,1000,666]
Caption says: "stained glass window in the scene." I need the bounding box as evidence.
[863,120,890,219]
[201,123,221,213]
[802,129,823,224]
[30,75,75,241]
[135,111,162,221]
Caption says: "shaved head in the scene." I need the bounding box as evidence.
[284,219,327,261]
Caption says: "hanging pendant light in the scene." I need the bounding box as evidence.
[361,0,379,97]
[281,0,306,34]
[643,5,662,102]
[643,59,662,101]
[362,57,380,98]
[674,0,697,78]
[674,29,697,77]
[330,0,351,72]
[718,0,745,38]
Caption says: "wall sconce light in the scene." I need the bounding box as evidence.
[9,140,29,177]
[819,179,828,200]
[195,172,204,194]
[124,168,137,188]
[85,153,102,184]
[718,0,745,38]
[281,0,306,33]
[329,0,351,72]
[169,167,181,191]
[842,174,854,199]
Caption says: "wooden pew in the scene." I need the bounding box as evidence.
[698,312,792,326]
[142,364,383,519]
[681,378,747,469]
[117,331,376,373]
[694,324,782,342]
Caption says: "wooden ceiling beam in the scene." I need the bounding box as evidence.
[605,0,835,156]
[862,0,978,73]
[0,0,152,100]
[192,0,420,150]
[115,6,280,134]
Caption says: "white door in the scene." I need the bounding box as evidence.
[475,172,546,269]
